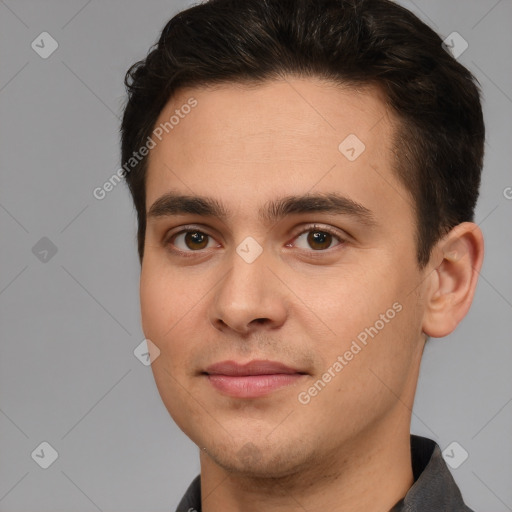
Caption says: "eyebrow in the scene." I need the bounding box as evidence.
[147,191,377,227]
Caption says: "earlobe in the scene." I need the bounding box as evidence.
[422,222,484,338]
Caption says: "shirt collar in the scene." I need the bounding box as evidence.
[175,435,474,512]
[390,435,474,511]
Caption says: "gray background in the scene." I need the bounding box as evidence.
[1,0,511,511]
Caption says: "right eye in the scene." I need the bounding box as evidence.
[167,229,220,254]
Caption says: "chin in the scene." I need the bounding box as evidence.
[204,438,315,480]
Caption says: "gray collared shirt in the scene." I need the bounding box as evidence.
[175,435,475,511]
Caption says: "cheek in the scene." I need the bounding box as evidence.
[140,274,168,341]
[292,265,399,335]
[140,263,185,349]
[140,261,210,370]
[297,294,421,436]
[297,261,421,370]
[139,265,205,427]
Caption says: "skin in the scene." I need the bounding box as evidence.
[139,76,484,512]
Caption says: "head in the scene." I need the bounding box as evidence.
[120,0,484,478]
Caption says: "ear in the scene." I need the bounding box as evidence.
[422,222,484,338]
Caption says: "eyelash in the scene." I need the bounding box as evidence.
[164,224,346,257]
[287,224,345,251]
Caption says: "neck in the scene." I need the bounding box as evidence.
[200,417,414,512]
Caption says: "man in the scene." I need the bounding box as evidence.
[120,0,485,510]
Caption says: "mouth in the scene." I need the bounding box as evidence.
[203,360,308,398]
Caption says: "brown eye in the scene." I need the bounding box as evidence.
[307,230,333,250]
[171,230,214,251]
[184,231,209,250]
[292,225,344,251]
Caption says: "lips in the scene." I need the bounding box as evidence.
[203,360,307,398]
[205,360,304,376]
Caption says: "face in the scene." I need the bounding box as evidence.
[140,77,428,478]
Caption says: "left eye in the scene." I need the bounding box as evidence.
[292,227,344,251]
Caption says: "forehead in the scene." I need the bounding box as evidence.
[145,77,412,223]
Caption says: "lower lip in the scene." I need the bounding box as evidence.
[206,374,305,398]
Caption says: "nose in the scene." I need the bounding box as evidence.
[209,246,288,335]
